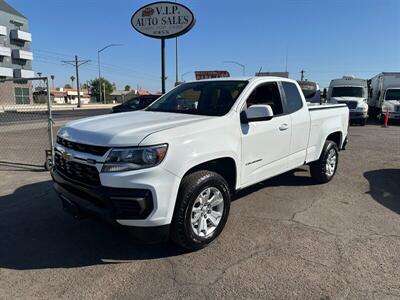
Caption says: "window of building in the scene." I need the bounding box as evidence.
[246,82,284,115]
[282,82,303,113]
[15,87,30,104]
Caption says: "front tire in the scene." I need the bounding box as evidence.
[170,170,231,251]
[310,140,339,183]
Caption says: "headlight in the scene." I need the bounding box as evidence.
[356,106,367,112]
[102,144,168,172]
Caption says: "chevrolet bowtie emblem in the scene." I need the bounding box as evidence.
[62,152,72,161]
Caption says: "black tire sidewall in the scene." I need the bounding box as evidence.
[321,141,339,181]
[178,172,231,250]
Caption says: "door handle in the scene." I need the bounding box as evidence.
[279,123,289,131]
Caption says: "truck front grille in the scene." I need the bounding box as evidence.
[55,152,100,186]
[57,136,110,156]
[337,100,357,109]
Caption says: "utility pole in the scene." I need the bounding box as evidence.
[62,55,90,108]
[103,82,106,103]
[300,69,305,81]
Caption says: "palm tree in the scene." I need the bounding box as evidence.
[50,75,55,88]
[70,76,75,88]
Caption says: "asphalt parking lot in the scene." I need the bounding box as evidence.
[0,120,399,299]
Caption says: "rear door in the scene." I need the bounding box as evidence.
[281,81,311,169]
[240,81,292,186]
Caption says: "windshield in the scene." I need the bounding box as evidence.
[385,89,400,100]
[331,86,363,97]
[146,81,248,116]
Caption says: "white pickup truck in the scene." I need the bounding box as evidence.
[51,77,349,250]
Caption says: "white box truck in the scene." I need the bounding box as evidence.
[368,72,400,120]
[327,76,369,126]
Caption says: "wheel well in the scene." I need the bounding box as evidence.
[326,131,342,148]
[183,158,237,192]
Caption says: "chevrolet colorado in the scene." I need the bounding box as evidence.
[51,77,349,250]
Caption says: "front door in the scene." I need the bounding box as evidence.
[240,81,291,186]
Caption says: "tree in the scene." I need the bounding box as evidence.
[64,84,72,89]
[70,75,75,87]
[89,78,114,102]
[50,75,55,88]
[124,85,131,91]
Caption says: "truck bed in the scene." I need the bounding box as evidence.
[306,103,349,163]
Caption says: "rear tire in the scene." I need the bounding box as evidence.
[170,170,231,251]
[310,140,339,183]
[360,118,367,126]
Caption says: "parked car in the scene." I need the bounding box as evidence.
[52,77,349,250]
[368,72,400,120]
[111,94,160,113]
[327,75,368,126]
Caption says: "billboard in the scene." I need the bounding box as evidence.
[195,71,230,80]
[131,2,195,39]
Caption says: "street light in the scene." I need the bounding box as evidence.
[97,44,123,103]
[224,61,246,76]
[181,71,193,82]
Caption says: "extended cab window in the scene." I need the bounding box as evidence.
[246,82,284,115]
[282,82,303,113]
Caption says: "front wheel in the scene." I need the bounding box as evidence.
[310,140,339,183]
[170,170,231,251]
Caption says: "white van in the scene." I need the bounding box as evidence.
[327,76,368,126]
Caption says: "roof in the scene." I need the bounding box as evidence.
[0,0,26,18]
[187,76,297,84]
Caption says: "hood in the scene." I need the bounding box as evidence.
[58,111,211,146]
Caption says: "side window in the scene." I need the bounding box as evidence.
[282,82,303,113]
[246,82,284,115]
[15,87,30,104]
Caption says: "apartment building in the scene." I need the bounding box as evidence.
[0,0,34,106]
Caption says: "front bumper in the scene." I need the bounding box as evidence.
[381,112,400,120]
[349,111,368,120]
[51,160,181,228]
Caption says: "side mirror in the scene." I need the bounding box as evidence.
[241,104,274,123]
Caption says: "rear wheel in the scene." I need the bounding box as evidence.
[360,118,367,126]
[310,140,339,183]
[170,170,231,251]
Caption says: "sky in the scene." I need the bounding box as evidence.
[7,0,400,92]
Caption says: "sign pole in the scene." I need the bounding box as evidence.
[161,38,166,94]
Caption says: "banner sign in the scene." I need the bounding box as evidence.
[255,72,289,78]
[131,1,195,39]
[195,71,230,80]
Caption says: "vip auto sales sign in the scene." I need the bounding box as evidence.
[131,1,195,39]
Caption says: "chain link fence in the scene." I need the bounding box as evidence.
[0,77,54,169]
